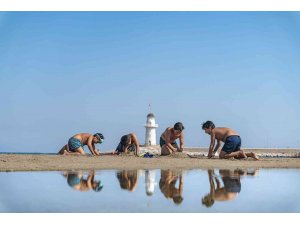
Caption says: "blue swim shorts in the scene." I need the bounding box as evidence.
[222,135,241,153]
[68,137,83,152]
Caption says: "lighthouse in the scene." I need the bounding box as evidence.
[144,113,158,146]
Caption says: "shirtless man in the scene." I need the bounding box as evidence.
[115,133,140,156]
[202,121,258,160]
[160,122,184,156]
[57,133,104,156]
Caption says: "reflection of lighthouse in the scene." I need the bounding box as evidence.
[144,113,158,146]
[145,170,156,196]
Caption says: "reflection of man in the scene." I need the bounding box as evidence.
[159,170,183,205]
[64,170,103,192]
[202,169,259,207]
[145,170,156,196]
[116,170,139,192]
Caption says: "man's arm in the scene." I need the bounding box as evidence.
[87,171,95,189]
[179,132,184,152]
[166,143,177,152]
[123,146,129,153]
[130,173,139,192]
[208,170,216,194]
[92,143,100,156]
[208,132,216,158]
[130,133,140,156]
[87,135,97,156]
[165,130,177,152]
[179,175,183,195]
[213,140,222,154]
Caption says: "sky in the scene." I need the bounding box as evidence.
[0,12,300,153]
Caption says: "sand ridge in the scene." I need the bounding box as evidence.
[1,152,300,172]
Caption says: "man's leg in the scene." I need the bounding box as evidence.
[161,145,172,156]
[57,144,68,155]
[245,152,259,160]
[57,144,72,155]
[100,152,116,156]
[219,150,246,159]
[74,147,86,155]
[64,147,85,155]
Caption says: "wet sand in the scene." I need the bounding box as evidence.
[1,149,300,171]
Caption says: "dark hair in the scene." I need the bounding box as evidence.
[173,196,183,205]
[94,133,104,140]
[174,122,184,131]
[121,134,131,146]
[202,195,215,208]
[93,181,103,192]
[202,121,215,130]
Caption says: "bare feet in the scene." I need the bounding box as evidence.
[60,150,84,156]
[60,149,70,155]
[238,150,247,159]
[248,152,259,160]
[57,149,66,155]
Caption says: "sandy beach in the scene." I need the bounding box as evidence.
[1,148,300,171]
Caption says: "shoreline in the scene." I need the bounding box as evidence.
[1,147,299,155]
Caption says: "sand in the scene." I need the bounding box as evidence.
[1,150,300,172]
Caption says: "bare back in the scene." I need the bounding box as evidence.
[72,133,93,145]
[213,127,239,142]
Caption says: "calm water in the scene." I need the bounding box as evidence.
[0,169,299,213]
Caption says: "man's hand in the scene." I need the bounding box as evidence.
[95,149,101,156]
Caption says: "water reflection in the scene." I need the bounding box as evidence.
[145,170,156,196]
[3,168,300,212]
[63,170,103,192]
[116,170,139,192]
[202,169,259,207]
[62,169,258,207]
[115,169,158,195]
[159,170,183,205]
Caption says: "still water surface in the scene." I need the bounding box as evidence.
[0,169,299,213]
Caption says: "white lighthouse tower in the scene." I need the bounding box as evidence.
[144,113,158,146]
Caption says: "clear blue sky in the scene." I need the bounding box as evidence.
[1,12,300,153]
